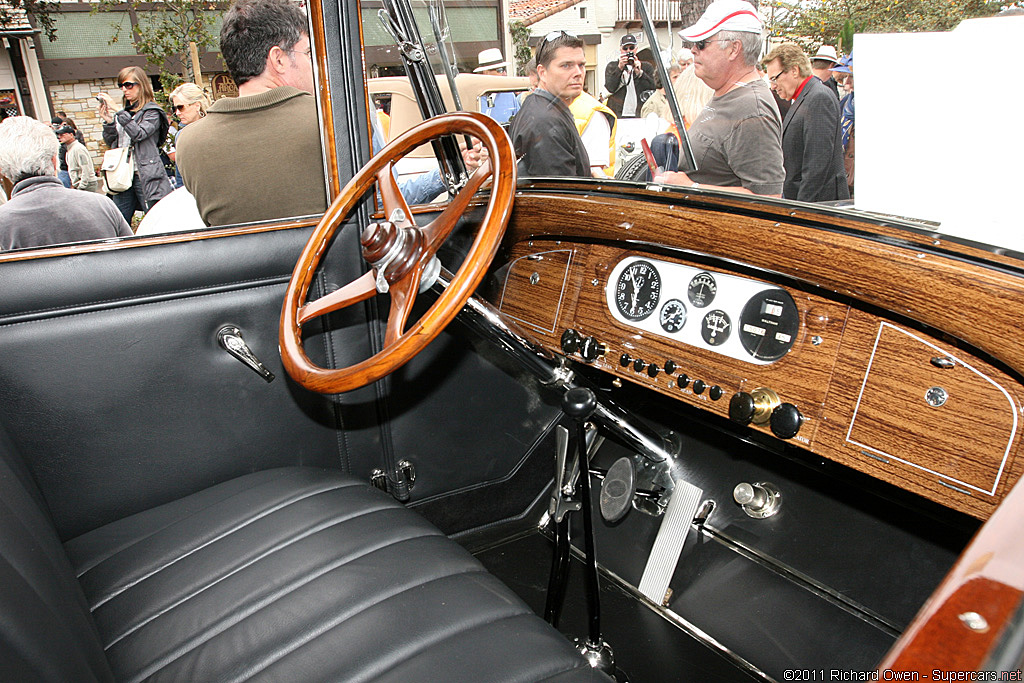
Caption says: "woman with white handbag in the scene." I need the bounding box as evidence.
[97,66,173,224]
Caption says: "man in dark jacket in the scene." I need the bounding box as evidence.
[510,31,590,177]
[763,42,849,202]
[0,117,131,251]
[603,34,656,118]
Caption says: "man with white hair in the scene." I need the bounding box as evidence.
[473,48,520,124]
[658,0,784,196]
[0,116,131,251]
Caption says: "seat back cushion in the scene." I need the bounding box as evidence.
[0,425,114,682]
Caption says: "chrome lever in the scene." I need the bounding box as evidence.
[217,326,275,383]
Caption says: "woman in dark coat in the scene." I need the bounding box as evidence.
[98,66,173,222]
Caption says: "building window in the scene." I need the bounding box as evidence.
[579,6,586,19]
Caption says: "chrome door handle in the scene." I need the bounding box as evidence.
[217,325,275,383]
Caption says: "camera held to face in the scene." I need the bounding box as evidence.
[625,49,635,67]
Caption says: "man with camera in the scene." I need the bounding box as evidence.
[604,34,656,118]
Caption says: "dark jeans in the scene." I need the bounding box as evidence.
[57,170,72,188]
[109,173,148,223]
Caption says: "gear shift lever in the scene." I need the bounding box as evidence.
[561,387,617,675]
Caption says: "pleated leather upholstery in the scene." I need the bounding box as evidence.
[62,467,609,682]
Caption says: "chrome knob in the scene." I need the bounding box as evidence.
[732,481,781,519]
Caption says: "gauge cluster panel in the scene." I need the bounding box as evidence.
[607,257,800,365]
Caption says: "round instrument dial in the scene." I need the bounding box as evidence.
[659,299,687,333]
[738,289,800,361]
[687,272,717,308]
[614,260,662,321]
[701,309,731,346]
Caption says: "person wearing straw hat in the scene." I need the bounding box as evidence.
[810,45,840,98]
[657,0,784,196]
[473,48,520,124]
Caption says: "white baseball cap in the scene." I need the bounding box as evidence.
[473,48,508,73]
[678,0,762,41]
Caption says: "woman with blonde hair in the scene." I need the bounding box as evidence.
[97,65,173,222]
[167,83,210,187]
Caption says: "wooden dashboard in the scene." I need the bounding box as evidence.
[492,182,1024,520]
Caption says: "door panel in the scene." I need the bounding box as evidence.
[0,225,383,539]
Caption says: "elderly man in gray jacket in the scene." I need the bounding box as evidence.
[0,117,132,251]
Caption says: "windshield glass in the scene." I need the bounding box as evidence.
[372,0,1023,253]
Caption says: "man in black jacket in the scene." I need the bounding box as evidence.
[764,42,849,202]
[510,31,590,177]
[603,34,656,118]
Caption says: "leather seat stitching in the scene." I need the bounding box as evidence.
[88,481,356,609]
[224,569,506,683]
[72,469,323,577]
[123,534,474,683]
[102,502,404,649]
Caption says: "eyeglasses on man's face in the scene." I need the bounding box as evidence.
[118,81,138,89]
[768,70,784,83]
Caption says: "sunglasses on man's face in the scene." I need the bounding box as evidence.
[118,81,138,89]
[690,38,731,51]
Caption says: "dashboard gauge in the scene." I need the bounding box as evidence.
[687,272,717,308]
[659,299,687,333]
[739,289,800,361]
[701,309,731,346]
[614,260,662,321]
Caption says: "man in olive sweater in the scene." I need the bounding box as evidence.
[176,0,326,227]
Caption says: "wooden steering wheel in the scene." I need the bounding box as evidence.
[280,111,516,394]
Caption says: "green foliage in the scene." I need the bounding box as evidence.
[6,0,58,41]
[764,0,1011,48]
[509,20,532,76]
[93,0,220,100]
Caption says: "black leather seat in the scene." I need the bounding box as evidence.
[1,434,610,682]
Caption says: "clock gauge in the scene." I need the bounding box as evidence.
[614,260,662,321]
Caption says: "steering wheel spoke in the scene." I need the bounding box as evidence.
[297,270,378,325]
[421,166,491,252]
[383,265,422,347]
[280,112,516,394]
[376,161,414,227]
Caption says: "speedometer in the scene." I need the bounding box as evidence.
[739,289,800,361]
[614,260,662,321]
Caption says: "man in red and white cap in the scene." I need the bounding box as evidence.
[657,0,783,196]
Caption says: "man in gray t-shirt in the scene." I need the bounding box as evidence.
[658,0,784,196]
[686,78,783,194]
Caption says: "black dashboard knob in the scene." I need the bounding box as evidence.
[709,385,723,401]
[692,379,706,395]
[663,360,677,375]
[632,358,646,372]
[560,329,581,355]
[770,403,803,439]
[580,337,605,362]
[677,374,690,389]
[729,392,755,424]
[619,353,631,367]
[646,364,659,378]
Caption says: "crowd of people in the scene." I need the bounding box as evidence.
[512,0,856,203]
[0,0,859,252]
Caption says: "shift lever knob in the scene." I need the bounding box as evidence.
[563,387,597,421]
